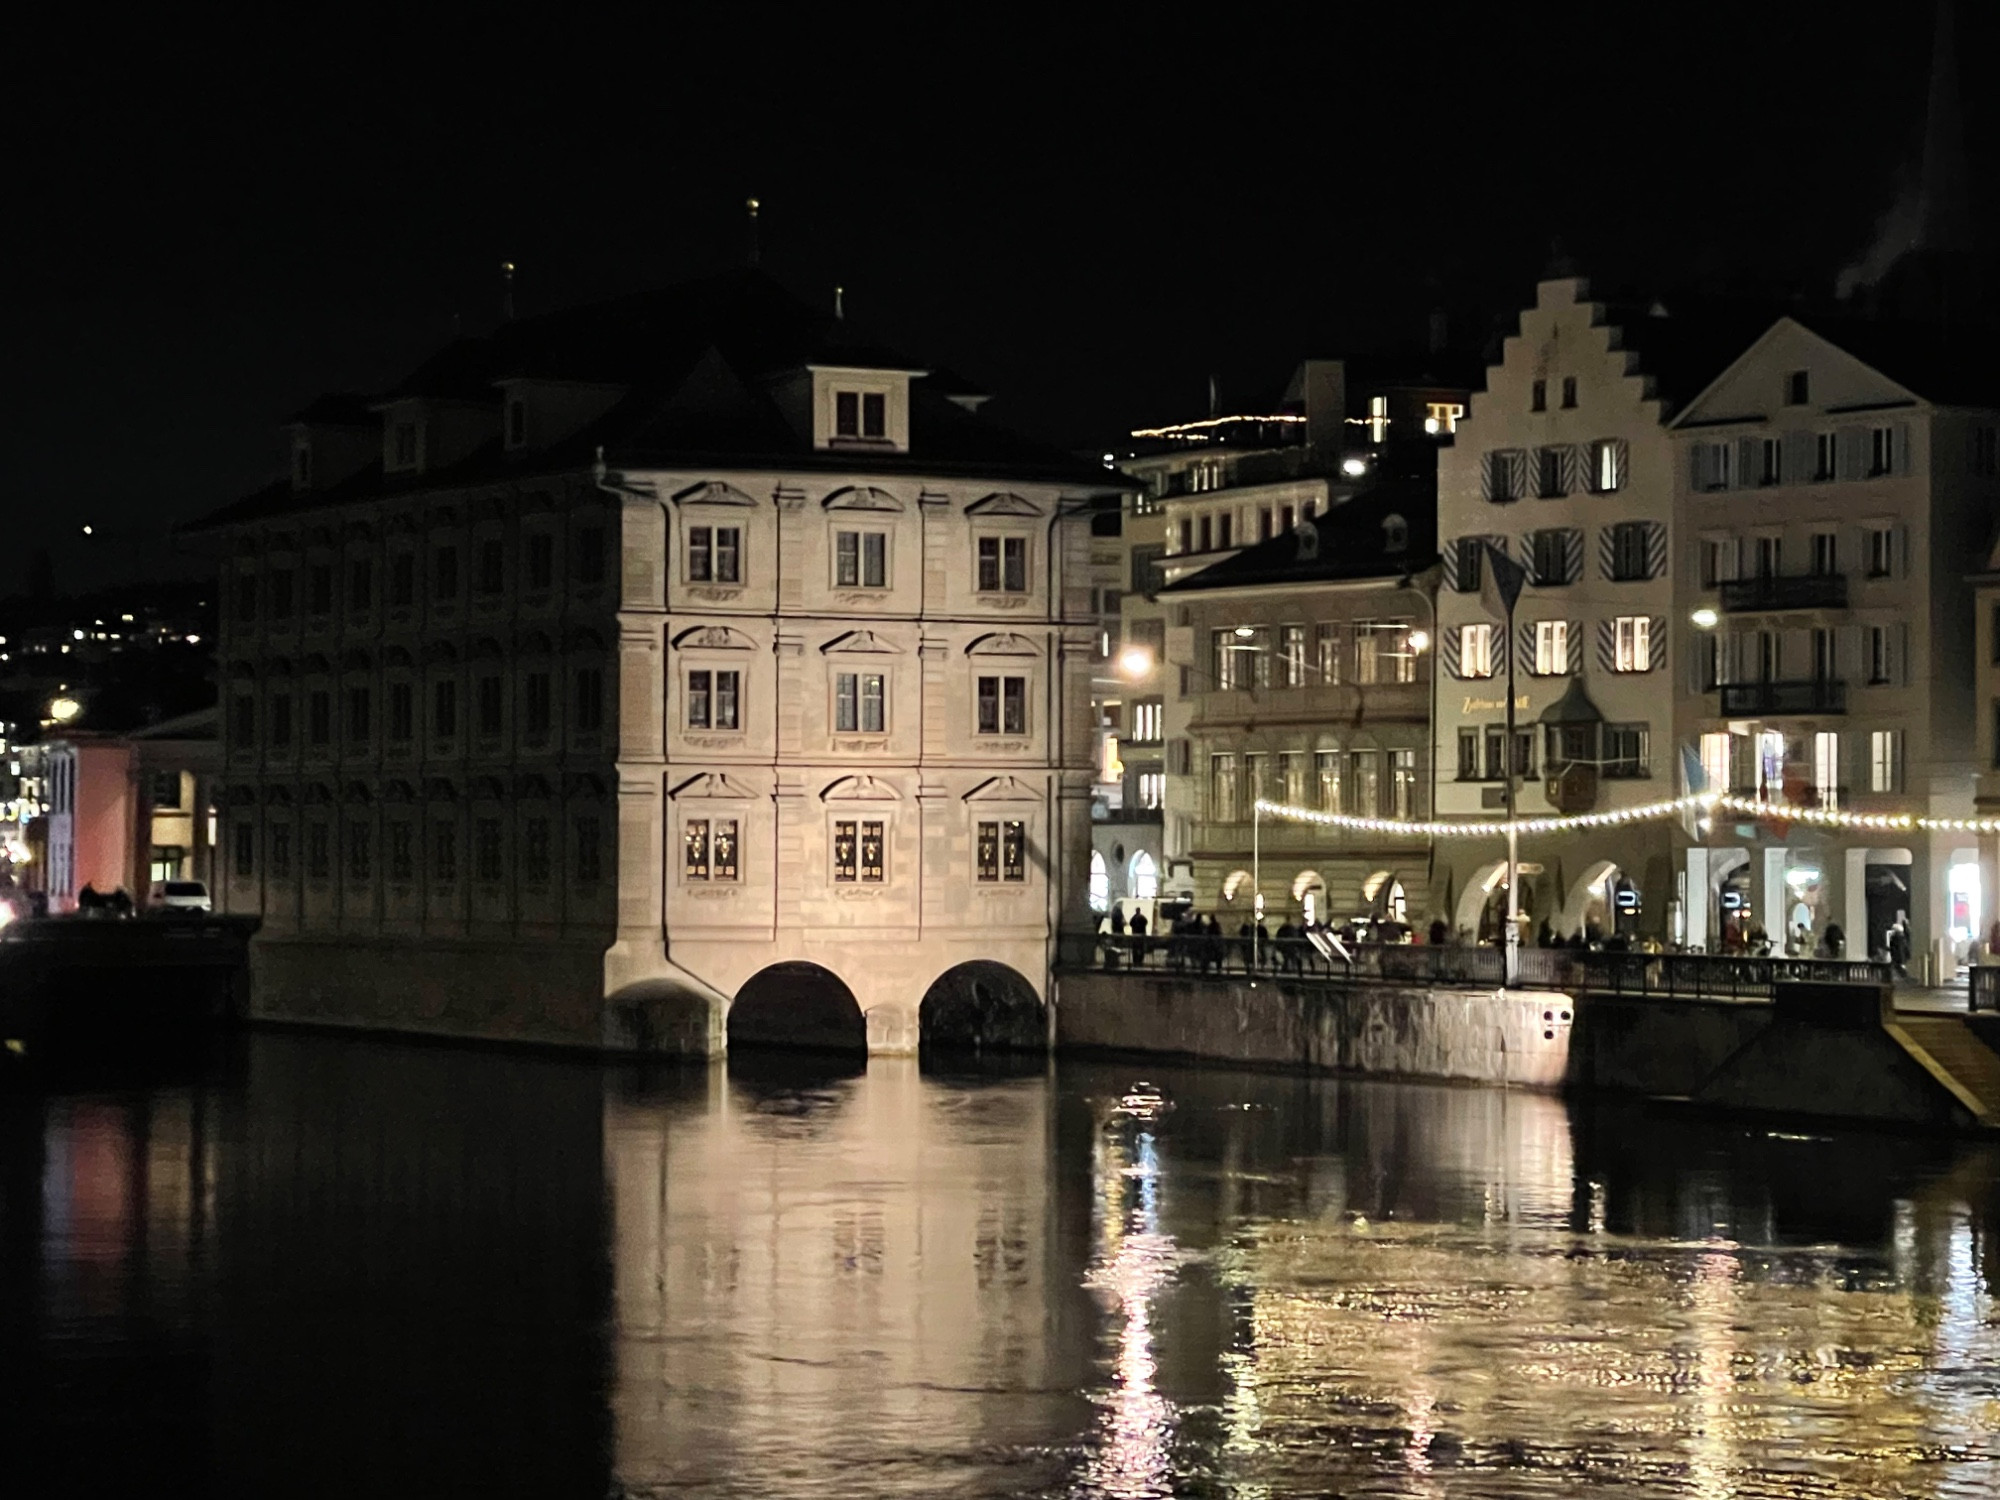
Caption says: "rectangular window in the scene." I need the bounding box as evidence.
[394,423,417,467]
[976,535,1030,593]
[474,818,503,883]
[1759,437,1783,485]
[1815,431,1837,481]
[687,525,742,584]
[384,682,411,743]
[1279,751,1306,806]
[388,821,413,882]
[521,819,550,885]
[1455,536,1485,591]
[306,823,330,880]
[1594,440,1624,492]
[835,390,859,437]
[574,668,604,732]
[1349,751,1381,817]
[1813,731,1841,809]
[713,819,738,881]
[1810,532,1837,575]
[1487,451,1519,502]
[347,821,371,882]
[686,669,741,730]
[308,690,331,746]
[350,558,373,611]
[685,818,710,880]
[835,530,889,588]
[1209,753,1238,821]
[346,686,370,742]
[433,679,457,738]
[1867,626,1892,685]
[1786,370,1810,405]
[1530,379,1546,412]
[1611,521,1651,581]
[270,824,292,881]
[1460,622,1495,678]
[265,692,291,749]
[231,694,256,748]
[477,675,503,737]
[832,820,884,883]
[574,816,601,885]
[1870,730,1904,793]
[1131,700,1163,741]
[1867,527,1894,578]
[974,821,1028,883]
[1700,731,1732,793]
[1531,528,1569,584]
[1457,729,1480,781]
[576,526,606,585]
[1613,615,1651,673]
[1314,623,1342,684]
[269,570,295,620]
[835,671,886,733]
[433,822,457,884]
[309,563,333,615]
[1533,620,1569,676]
[233,821,255,879]
[1137,772,1164,809]
[1560,376,1577,409]
[527,533,553,591]
[1264,623,1301,687]
[1703,441,1733,490]
[1390,749,1416,818]
[525,672,552,736]
[1870,425,1895,475]
[1601,724,1649,778]
[976,675,1026,735]
[390,555,415,608]
[975,820,999,881]
[432,547,459,603]
[235,574,258,623]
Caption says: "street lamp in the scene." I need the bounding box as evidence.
[1690,607,1719,630]
[47,697,80,724]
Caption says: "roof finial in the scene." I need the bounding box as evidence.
[834,285,845,321]
[500,261,515,322]
[745,197,761,266]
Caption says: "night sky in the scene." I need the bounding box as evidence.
[8,4,1990,594]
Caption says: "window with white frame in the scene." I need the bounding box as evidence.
[1390,749,1416,817]
[1699,731,1731,793]
[1759,437,1783,485]
[1210,753,1238,821]
[1137,771,1164,809]
[1815,431,1838,480]
[1131,700,1163,741]
[834,530,888,588]
[1867,526,1894,578]
[834,390,888,441]
[686,669,741,730]
[976,674,1027,735]
[975,820,1027,883]
[1533,620,1568,676]
[1593,440,1625,492]
[1315,750,1341,810]
[1869,425,1895,475]
[1613,616,1651,672]
[1459,622,1495,678]
[1870,729,1903,793]
[1601,723,1649,778]
[688,525,741,583]
[976,535,1028,593]
[684,817,739,882]
[1813,731,1840,809]
[1280,751,1306,806]
[835,671,886,734]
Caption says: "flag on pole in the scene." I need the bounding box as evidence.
[1479,541,1526,624]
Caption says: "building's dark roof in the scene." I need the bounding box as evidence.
[286,392,375,427]
[1599,297,1794,418]
[1788,312,2000,408]
[1160,479,1438,594]
[191,269,1123,533]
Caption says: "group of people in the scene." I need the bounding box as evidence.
[1100,905,1323,974]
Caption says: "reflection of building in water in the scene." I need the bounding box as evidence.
[605,1060,1076,1491]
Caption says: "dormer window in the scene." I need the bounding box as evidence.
[506,399,527,449]
[835,390,887,441]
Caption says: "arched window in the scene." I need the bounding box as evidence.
[1088,850,1109,912]
[1130,850,1158,900]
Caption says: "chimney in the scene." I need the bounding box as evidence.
[1298,360,1347,459]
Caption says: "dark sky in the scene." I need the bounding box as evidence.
[7,3,1987,593]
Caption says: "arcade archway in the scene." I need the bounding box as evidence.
[918,961,1046,1053]
[728,961,867,1054]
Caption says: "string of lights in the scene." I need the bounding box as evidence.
[1254,793,2000,840]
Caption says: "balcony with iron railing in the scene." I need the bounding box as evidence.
[1717,679,1846,715]
[1718,573,1849,612]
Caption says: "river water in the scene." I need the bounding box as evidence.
[4,1033,1998,1498]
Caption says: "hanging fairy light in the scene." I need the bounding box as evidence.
[1254,792,2000,841]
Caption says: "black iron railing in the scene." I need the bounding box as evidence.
[1719,574,1848,612]
[1718,679,1847,715]
[1577,951,1891,1001]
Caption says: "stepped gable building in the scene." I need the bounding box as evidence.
[187,269,1124,1054]
[1155,479,1440,928]
[1676,316,2000,968]
[1431,277,1769,945]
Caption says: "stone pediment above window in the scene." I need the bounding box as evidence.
[382,779,417,803]
[423,778,458,802]
[965,631,1040,657]
[962,774,1039,803]
[822,485,904,512]
[302,653,333,676]
[965,491,1043,517]
[303,782,337,806]
[381,645,415,669]
[671,480,758,508]
[820,774,901,803]
[671,624,757,651]
[821,629,902,655]
[670,772,758,801]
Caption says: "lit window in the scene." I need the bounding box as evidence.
[1424,401,1463,435]
[684,818,740,882]
[1089,850,1108,911]
[1593,439,1625,492]
[1699,731,1731,793]
[1533,620,1569,676]
[1612,616,1651,673]
[1137,772,1164,809]
[1813,732,1840,809]
[1368,394,1388,442]
[1459,622,1495,678]
[1870,730,1903,793]
[975,820,1027,883]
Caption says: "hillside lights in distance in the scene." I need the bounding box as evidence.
[1691,607,1719,629]
[48,697,80,724]
[1117,646,1154,679]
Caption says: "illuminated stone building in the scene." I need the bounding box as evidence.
[189,271,1119,1053]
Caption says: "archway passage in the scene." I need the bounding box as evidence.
[918,961,1046,1054]
[728,962,867,1055]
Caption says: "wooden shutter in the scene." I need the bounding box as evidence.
[1596,618,1616,673]
[1518,621,1537,673]
[1441,540,1461,590]
[1441,626,1462,680]
[1567,620,1585,675]
[1895,422,1914,477]
[1561,445,1585,495]
[1645,522,1668,579]
[1479,452,1498,502]
[1688,443,1707,491]
[1649,615,1668,671]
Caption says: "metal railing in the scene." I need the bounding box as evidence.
[1719,574,1849,612]
[1972,966,2000,1013]
[1577,951,1891,1001]
[1718,679,1847,715]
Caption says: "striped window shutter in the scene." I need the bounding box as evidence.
[1646,522,1668,579]
[1518,621,1536,672]
[1649,615,1668,671]
[1596,618,1616,673]
[1596,526,1616,580]
[1563,528,1583,584]
[1492,621,1509,676]
[1441,542,1460,590]
[1479,452,1498,502]
[1609,439,1629,491]
[1441,627,1461,679]
[1520,533,1540,584]
[1562,445,1585,495]
[1567,620,1584,675]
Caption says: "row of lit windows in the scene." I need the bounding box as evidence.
[1696,727,1904,799]
[232,530,608,625]
[683,525,1032,594]
[1453,617,1654,679]
[1481,441,1626,500]
[1170,498,1319,557]
[681,817,1028,886]
[1457,722,1650,781]
[1207,621,1419,690]
[231,813,603,886]
[681,670,1030,738]
[230,670,605,750]
[1207,749,1418,821]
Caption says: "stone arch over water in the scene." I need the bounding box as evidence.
[728,961,868,1055]
[917,961,1046,1053]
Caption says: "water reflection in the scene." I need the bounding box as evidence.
[2,1039,1997,1497]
